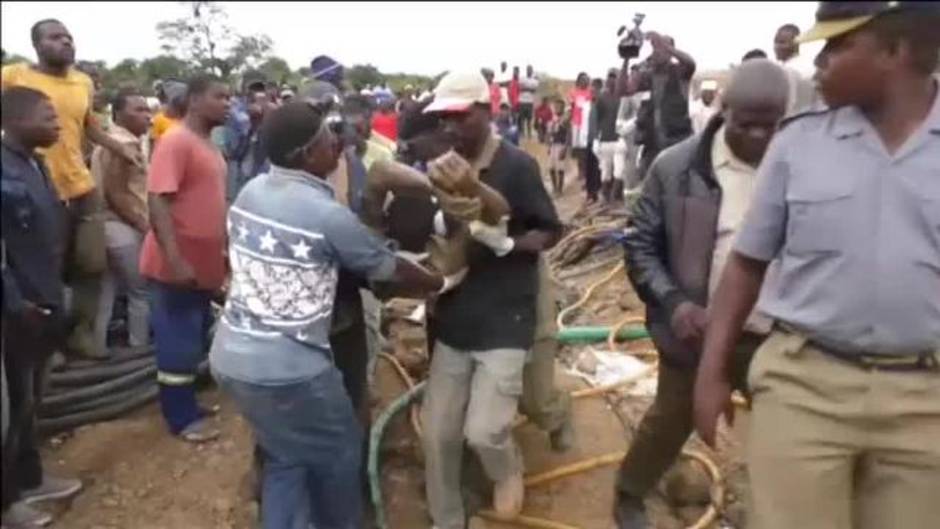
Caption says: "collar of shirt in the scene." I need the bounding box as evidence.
[470,131,502,172]
[109,124,142,147]
[268,164,336,199]
[712,124,756,175]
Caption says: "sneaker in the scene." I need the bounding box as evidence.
[179,419,220,444]
[491,472,524,520]
[549,421,575,453]
[2,501,53,527]
[21,476,82,504]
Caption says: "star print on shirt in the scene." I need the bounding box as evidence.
[259,230,278,253]
[237,224,250,241]
[291,239,312,260]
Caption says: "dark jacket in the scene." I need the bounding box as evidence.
[0,142,66,314]
[623,115,724,370]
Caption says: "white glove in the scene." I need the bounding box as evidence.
[468,218,514,257]
[439,268,469,293]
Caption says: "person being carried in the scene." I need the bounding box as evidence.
[615,59,789,529]
[695,4,940,529]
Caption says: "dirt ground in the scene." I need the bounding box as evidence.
[45,138,748,529]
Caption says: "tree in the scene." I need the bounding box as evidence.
[140,55,192,84]
[346,64,384,90]
[156,1,234,77]
[1,52,31,66]
[258,56,292,85]
[227,34,273,75]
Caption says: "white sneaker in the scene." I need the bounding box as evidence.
[2,501,53,527]
[21,476,82,504]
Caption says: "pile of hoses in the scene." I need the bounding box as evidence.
[37,346,158,436]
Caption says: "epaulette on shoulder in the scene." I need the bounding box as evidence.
[778,107,833,131]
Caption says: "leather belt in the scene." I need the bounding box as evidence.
[776,323,938,373]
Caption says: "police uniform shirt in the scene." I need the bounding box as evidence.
[734,86,940,357]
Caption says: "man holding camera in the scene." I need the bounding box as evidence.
[617,27,696,178]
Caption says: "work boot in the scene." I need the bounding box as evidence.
[613,492,649,529]
[1,502,52,528]
[549,420,575,453]
[179,419,220,444]
[491,472,524,519]
[21,476,82,504]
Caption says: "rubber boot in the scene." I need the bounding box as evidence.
[557,171,565,195]
[613,492,649,529]
[549,169,558,195]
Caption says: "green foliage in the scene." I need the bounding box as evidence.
[346,64,384,90]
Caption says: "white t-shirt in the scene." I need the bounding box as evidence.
[519,75,539,105]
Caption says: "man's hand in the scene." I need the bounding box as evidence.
[646,31,669,51]
[168,256,198,287]
[693,367,735,448]
[428,151,480,197]
[670,301,708,348]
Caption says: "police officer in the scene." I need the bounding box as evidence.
[694,3,940,529]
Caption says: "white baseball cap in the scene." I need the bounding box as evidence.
[701,79,719,91]
[424,71,490,114]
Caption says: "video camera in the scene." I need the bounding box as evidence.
[617,13,646,60]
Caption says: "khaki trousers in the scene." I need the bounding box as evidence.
[747,330,940,529]
[63,190,107,358]
[422,341,527,529]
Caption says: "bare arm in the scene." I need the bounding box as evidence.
[148,192,195,285]
[693,252,768,447]
[86,113,144,168]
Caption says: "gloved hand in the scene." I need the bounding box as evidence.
[468,218,514,257]
[427,150,479,197]
[433,186,482,224]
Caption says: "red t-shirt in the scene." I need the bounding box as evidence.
[371,112,398,142]
[139,125,227,291]
[509,79,520,109]
[569,88,593,127]
[489,83,502,114]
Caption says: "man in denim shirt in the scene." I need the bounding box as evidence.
[210,101,446,529]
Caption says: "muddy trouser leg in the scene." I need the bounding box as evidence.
[360,289,383,387]
[64,191,107,358]
[616,335,760,499]
[330,313,371,501]
[520,258,571,433]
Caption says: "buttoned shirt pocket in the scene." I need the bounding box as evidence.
[785,179,856,256]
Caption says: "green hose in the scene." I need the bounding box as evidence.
[369,380,427,529]
[556,326,649,344]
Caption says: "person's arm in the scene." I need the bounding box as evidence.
[148,192,195,286]
[694,133,791,447]
[507,155,563,254]
[650,32,696,78]
[101,148,148,233]
[146,135,195,285]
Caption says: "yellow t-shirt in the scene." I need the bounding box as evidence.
[1,63,95,200]
[150,111,179,142]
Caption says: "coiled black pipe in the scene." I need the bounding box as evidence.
[49,357,155,387]
[54,345,153,371]
[37,385,158,435]
[43,381,157,418]
[40,365,156,413]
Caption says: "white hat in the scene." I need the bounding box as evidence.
[700,79,719,91]
[424,71,490,114]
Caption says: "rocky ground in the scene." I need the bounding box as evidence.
[46,138,749,529]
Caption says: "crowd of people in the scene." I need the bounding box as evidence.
[2,1,939,529]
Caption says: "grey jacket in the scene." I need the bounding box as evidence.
[623,115,725,370]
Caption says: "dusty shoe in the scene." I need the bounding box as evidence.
[491,472,524,519]
[21,476,82,504]
[179,419,220,444]
[613,493,648,529]
[549,421,575,453]
[2,501,53,527]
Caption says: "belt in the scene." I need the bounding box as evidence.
[776,323,939,373]
[817,346,939,373]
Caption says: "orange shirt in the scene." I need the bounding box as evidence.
[150,110,180,142]
[139,126,227,291]
[1,63,95,200]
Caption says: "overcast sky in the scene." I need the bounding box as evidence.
[1,1,823,79]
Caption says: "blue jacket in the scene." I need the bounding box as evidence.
[0,141,66,313]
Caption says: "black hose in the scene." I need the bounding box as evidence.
[41,380,157,418]
[40,365,156,412]
[54,345,153,371]
[37,385,158,435]
[49,356,155,387]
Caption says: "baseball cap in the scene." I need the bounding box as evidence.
[423,71,491,114]
[797,1,938,44]
[701,80,719,91]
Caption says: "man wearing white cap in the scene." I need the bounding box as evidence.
[690,79,720,135]
[420,71,562,529]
